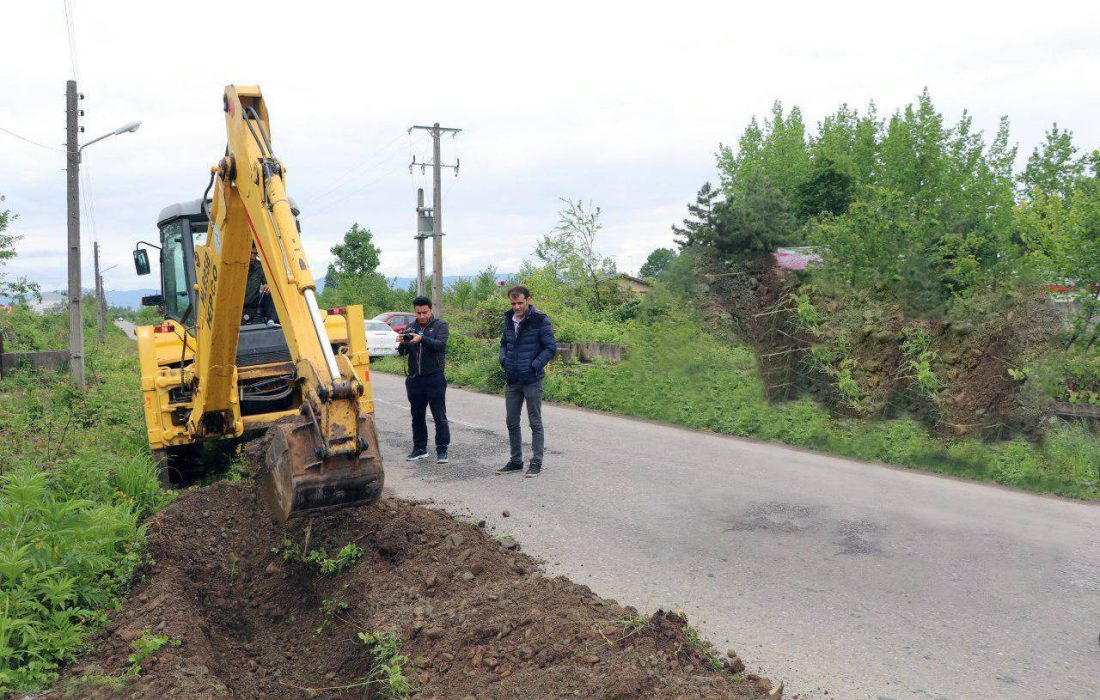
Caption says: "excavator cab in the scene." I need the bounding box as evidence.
[131,85,384,521]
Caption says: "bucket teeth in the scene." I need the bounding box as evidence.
[257,415,383,521]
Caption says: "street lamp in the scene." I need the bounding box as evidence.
[78,121,141,156]
[66,77,140,386]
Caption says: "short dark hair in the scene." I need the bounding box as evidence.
[412,295,432,308]
[507,285,531,300]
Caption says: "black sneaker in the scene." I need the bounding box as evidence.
[525,463,542,478]
[406,448,429,461]
[496,461,524,475]
[436,448,449,464]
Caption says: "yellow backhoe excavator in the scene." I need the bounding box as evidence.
[131,85,383,520]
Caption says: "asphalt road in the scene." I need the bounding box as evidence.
[369,371,1100,700]
[114,319,137,338]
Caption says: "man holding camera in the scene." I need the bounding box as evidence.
[497,285,556,477]
[397,296,450,464]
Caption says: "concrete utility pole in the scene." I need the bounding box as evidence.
[66,80,84,386]
[63,82,140,385]
[415,188,430,297]
[409,123,460,318]
[93,241,104,343]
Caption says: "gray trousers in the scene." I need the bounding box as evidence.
[505,379,544,466]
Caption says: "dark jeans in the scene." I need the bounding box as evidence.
[505,379,544,466]
[406,372,449,451]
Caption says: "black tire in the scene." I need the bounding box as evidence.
[151,444,204,486]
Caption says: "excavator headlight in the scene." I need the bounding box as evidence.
[154,324,174,334]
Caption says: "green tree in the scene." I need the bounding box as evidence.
[535,198,618,306]
[319,223,397,314]
[0,195,40,302]
[673,182,722,249]
[640,248,677,279]
[1022,124,1082,197]
[795,157,855,219]
[325,222,381,281]
[713,182,797,267]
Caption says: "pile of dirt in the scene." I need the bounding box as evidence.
[50,480,777,699]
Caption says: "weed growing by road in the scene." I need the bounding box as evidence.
[357,630,412,699]
[673,610,724,672]
[126,630,180,676]
[615,614,648,640]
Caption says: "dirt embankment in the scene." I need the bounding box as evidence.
[51,480,776,699]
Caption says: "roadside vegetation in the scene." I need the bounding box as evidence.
[0,304,169,691]
[364,91,1099,499]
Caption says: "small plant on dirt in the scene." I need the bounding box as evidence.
[615,614,648,639]
[306,542,364,575]
[273,539,363,574]
[901,328,941,399]
[357,630,412,699]
[836,359,865,408]
[273,537,302,561]
[492,533,515,543]
[315,597,349,635]
[676,612,724,672]
[70,672,126,693]
[125,629,180,676]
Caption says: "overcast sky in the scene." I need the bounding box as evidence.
[2,1,1098,292]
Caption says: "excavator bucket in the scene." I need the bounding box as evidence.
[256,414,384,521]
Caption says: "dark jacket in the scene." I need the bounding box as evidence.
[398,317,448,378]
[499,306,556,385]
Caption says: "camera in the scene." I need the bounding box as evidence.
[401,331,416,342]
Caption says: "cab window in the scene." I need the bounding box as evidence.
[160,220,191,322]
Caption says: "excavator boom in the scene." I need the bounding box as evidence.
[136,85,382,520]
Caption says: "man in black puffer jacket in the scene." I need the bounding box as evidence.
[497,285,557,477]
[397,296,450,464]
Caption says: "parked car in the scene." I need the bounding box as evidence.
[364,320,400,363]
[372,311,417,333]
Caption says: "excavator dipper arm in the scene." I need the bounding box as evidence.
[187,85,382,520]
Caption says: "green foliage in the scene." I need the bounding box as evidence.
[0,195,40,303]
[125,630,179,676]
[0,313,170,692]
[900,329,941,399]
[534,198,621,308]
[639,248,677,279]
[320,222,406,314]
[272,539,363,575]
[356,630,412,699]
[316,596,349,635]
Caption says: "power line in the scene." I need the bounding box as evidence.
[62,0,80,81]
[0,125,65,152]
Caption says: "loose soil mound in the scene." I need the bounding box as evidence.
[52,480,773,699]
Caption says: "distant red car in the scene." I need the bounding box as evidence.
[372,312,417,334]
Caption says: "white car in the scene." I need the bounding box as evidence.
[364,320,400,362]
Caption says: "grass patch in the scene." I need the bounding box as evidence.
[0,317,171,692]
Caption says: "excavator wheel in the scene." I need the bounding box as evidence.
[256,414,384,522]
[151,444,205,487]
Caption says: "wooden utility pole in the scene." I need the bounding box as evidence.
[93,241,104,343]
[409,123,460,318]
[66,80,85,386]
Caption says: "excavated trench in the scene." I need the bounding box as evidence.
[52,477,777,699]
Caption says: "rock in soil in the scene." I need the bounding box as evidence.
[49,480,769,699]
